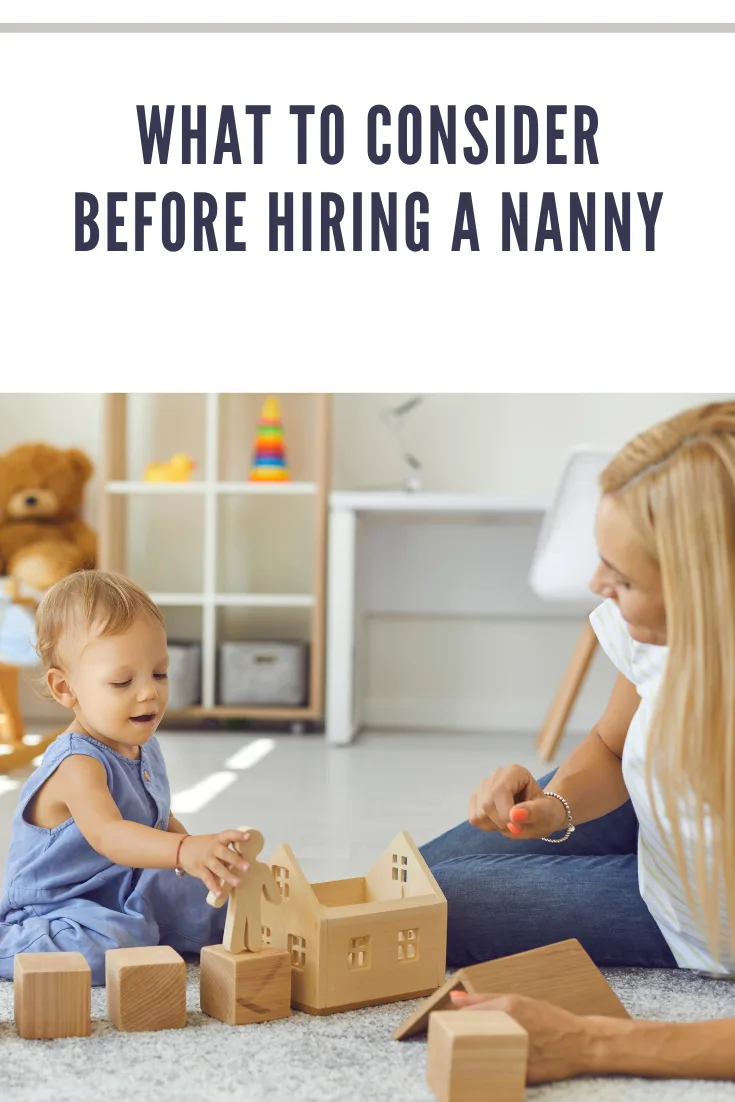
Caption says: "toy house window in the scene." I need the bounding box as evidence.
[288,934,306,968]
[348,935,370,969]
[261,926,271,945]
[273,866,290,899]
[398,928,419,961]
[392,854,408,883]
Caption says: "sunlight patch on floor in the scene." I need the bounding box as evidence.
[224,737,276,771]
[170,770,238,814]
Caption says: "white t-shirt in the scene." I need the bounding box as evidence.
[590,598,733,973]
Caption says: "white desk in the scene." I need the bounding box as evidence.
[325,491,551,746]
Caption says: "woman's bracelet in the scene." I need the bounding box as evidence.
[541,791,575,843]
[174,834,187,877]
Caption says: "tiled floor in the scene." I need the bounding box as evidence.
[0,728,578,887]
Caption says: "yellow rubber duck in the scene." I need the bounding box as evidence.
[144,453,196,482]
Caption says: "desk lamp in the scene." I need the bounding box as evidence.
[381,395,424,492]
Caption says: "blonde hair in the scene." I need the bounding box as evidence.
[601,400,735,958]
[36,570,165,673]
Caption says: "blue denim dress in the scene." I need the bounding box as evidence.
[0,732,225,984]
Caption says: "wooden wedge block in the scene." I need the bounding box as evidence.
[14,951,92,1039]
[394,938,629,1040]
[427,1011,528,1102]
[106,945,186,1032]
[200,944,291,1025]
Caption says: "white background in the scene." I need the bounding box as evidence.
[0,30,733,390]
[1,3,734,25]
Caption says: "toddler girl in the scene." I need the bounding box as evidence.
[0,569,250,984]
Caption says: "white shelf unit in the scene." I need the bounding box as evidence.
[99,393,331,725]
[106,481,318,495]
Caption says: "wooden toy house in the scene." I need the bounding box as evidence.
[261,831,447,1014]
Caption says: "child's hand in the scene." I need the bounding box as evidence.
[178,830,251,897]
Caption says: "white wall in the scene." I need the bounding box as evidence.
[332,393,732,498]
[0,392,729,731]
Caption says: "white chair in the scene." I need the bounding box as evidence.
[529,446,613,761]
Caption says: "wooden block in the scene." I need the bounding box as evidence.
[106,946,186,1032]
[427,1011,528,1102]
[394,938,629,1040]
[200,944,291,1025]
[14,952,91,1039]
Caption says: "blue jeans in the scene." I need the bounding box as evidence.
[420,771,678,971]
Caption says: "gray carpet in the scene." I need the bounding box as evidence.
[2,965,735,1101]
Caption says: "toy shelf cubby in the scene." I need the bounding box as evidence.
[98,393,331,727]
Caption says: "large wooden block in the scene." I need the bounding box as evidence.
[395,938,629,1040]
[200,944,291,1025]
[427,1011,528,1102]
[14,952,91,1039]
[106,946,186,1032]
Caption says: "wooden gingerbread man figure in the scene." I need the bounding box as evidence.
[206,828,282,954]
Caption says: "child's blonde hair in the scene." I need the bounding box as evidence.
[36,570,165,672]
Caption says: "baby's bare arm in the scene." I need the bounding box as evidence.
[56,757,250,892]
[56,756,180,869]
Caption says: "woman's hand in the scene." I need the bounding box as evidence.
[178,829,251,897]
[468,764,568,839]
[449,991,598,1083]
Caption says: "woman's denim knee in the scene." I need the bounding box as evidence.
[431,856,508,969]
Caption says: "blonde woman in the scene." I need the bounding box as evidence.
[420,400,735,1083]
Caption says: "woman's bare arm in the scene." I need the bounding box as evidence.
[540,671,638,825]
[588,1013,735,1081]
[469,673,640,837]
[454,992,735,1083]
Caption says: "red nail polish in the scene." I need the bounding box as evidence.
[510,807,529,823]
[507,823,522,835]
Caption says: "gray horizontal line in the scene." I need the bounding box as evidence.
[0,23,734,33]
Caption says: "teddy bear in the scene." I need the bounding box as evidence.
[0,443,97,592]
